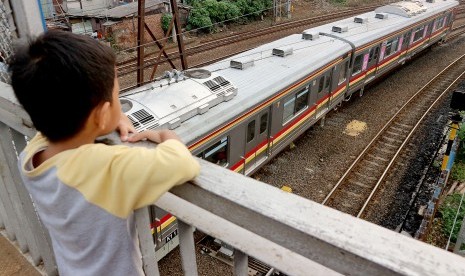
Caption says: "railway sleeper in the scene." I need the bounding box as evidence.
[363,159,383,167]
[348,179,373,189]
[366,154,389,163]
[344,191,364,201]
[378,140,398,148]
[386,127,408,136]
[354,172,378,181]
[393,122,413,129]
[381,136,403,145]
[361,163,381,172]
[389,125,410,133]
[385,130,407,138]
[373,146,396,155]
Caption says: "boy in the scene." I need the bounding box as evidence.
[8,30,200,275]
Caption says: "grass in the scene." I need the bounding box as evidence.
[439,193,465,243]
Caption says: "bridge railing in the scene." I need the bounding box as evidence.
[2,81,465,275]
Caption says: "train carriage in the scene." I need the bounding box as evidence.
[119,0,459,260]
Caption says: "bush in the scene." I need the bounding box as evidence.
[187,7,213,33]
[440,193,465,243]
[201,0,240,23]
[187,0,272,32]
[235,0,267,18]
[161,13,173,34]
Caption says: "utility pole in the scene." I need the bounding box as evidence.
[137,0,145,86]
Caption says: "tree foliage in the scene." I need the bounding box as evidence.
[161,13,173,34]
[187,0,272,33]
[187,7,213,32]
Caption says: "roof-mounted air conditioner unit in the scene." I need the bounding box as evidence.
[332,25,348,33]
[375,13,389,19]
[272,47,293,57]
[302,31,320,40]
[230,58,254,70]
[354,17,368,24]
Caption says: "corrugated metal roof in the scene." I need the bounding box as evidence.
[67,0,166,18]
[98,0,166,18]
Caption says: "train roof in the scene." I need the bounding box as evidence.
[120,0,458,146]
[308,0,458,48]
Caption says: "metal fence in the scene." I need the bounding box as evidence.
[0,0,14,83]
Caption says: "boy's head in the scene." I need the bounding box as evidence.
[9,30,118,142]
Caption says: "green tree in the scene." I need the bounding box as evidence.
[161,13,173,34]
[187,7,213,32]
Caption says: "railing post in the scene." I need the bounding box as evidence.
[0,123,28,252]
[0,123,58,274]
[234,249,248,276]
[178,220,198,276]
[135,207,160,276]
[0,172,15,240]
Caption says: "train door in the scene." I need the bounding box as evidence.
[314,70,332,116]
[428,21,434,37]
[399,31,411,62]
[329,58,349,108]
[243,108,271,174]
[365,44,380,83]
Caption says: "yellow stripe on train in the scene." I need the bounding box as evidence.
[151,216,177,235]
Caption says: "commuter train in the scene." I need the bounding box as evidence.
[119,0,459,260]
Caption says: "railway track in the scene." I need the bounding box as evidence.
[116,5,386,76]
[321,53,465,218]
[448,22,465,40]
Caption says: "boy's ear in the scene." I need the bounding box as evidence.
[94,101,111,131]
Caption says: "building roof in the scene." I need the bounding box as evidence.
[98,0,166,18]
[67,0,167,18]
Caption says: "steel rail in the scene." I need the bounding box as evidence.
[357,58,465,218]
[448,28,465,40]
[322,53,465,213]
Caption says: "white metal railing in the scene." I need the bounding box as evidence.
[3,80,465,275]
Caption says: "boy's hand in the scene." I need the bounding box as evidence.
[117,113,136,142]
[128,130,182,144]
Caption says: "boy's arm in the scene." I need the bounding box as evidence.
[127,129,182,144]
[116,112,136,142]
[58,139,200,218]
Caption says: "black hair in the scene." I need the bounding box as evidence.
[8,30,116,142]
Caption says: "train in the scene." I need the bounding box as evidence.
[119,0,459,261]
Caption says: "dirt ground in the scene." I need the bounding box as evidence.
[0,234,41,276]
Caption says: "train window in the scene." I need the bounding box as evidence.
[368,47,379,63]
[283,96,295,123]
[338,61,348,84]
[384,37,399,58]
[203,137,229,167]
[260,113,268,134]
[445,13,452,26]
[282,88,308,124]
[435,17,445,30]
[247,120,255,143]
[412,26,424,42]
[352,55,363,75]
[403,32,411,46]
[295,89,309,113]
[318,77,324,93]
[325,74,331,89]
